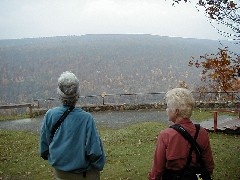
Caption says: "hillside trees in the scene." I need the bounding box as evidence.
[0,35,238,104]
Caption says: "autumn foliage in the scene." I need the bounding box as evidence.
[189,48,240,93]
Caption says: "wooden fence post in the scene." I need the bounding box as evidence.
[213,111,218,133]
[29,104,33,117]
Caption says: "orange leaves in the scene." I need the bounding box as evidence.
[189,48,240,91]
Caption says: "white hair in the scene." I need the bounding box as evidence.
[57,71,79,105]
[165,88,195,119]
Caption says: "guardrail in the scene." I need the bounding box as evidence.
[78,91,239,106]
[0,91,239,115]
[30,91,239,107]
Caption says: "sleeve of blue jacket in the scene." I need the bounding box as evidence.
[85,118,106,171]
[40,112,51,160]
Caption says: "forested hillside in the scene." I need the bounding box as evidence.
[0,34,238,104]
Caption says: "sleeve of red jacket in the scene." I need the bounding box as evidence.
[148,132,168,180]
[200,130,214,175]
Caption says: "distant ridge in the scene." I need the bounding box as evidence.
[0,34,238,104]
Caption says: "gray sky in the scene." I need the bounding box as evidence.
[0,0,230,40]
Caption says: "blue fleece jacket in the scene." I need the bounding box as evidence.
[40,106,106,172]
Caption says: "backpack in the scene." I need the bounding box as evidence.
[162,124,212,180]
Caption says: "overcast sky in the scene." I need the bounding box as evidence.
[0,0,230,40]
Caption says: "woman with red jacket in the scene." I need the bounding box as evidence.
[148,88,214,180]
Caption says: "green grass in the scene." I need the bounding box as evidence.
[209,133,240,180]
[191,109,238,122]
[100,122,167,179]
[1,122,239,180]
[192,110,213,122]
[0,114,31,121]
[0,110,46,121]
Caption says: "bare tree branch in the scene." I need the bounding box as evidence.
[171,0,240,43]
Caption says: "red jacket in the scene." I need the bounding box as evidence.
[148,118,214,180]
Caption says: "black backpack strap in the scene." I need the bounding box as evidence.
[170,124,208,169]
[169,124,212,180]
[185,124,200,167]
[50,106,74,139]
[170,124,202,156]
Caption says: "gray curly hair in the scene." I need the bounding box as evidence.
[57,71,79,106]
[165,88,195,119]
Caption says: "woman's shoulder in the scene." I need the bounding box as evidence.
[45,106,62,114]
[74,107,94,118]
[160,127,179,137]
[199,125,210,137]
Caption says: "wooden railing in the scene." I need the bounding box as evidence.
[211,109,240,132]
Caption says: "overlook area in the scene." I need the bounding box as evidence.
[1,0,240,179]
[0,34,239,180]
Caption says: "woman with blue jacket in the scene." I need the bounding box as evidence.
[40,71,106,180]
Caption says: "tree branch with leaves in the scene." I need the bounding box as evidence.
[189,48,240,100]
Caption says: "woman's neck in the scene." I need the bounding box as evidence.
[174,116,185,124]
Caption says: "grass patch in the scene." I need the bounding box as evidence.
[192,110,213,122]
[1,122,239,180]
[0,114,31,121]
[209,133,240,180]
[0,130,54,179]
[191,109,238,122]
[100,122,168,179]
[0,110,46,121]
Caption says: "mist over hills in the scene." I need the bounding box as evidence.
[0,34,238,104]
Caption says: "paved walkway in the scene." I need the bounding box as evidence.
[200,115,240,133]
[0,110,169,132]
[0,110,239,134]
